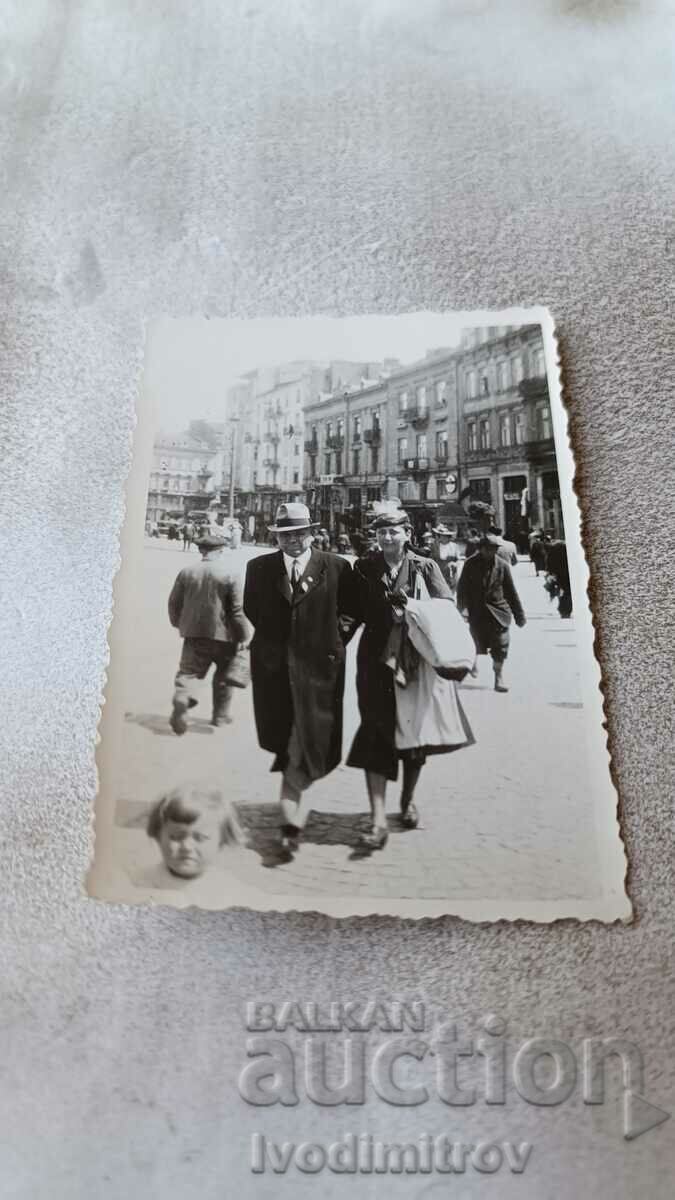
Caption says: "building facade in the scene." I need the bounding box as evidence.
[303,374,391,535]
[300,325,561,545]
[456,323,561,546]
[236,360,388,538]
[145,434,219,524]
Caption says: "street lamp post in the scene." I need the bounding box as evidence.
[228,416,239,519]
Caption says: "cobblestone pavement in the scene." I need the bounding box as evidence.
[109,540,602,907]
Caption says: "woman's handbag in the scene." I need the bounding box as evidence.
[224,646,251,689]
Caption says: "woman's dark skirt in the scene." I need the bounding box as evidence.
[346,631,475,782]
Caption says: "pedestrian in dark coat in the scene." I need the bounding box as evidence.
[243,503,356,856]
[346,509,474,850]
[546,540,572,617]
[530,532,547,576]
[168,533,250,733]
[456,534,526,692]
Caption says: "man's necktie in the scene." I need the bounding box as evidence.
[291,560,301,594]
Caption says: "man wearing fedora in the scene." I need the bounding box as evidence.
[168,532,250,735]
[243,502,356,856]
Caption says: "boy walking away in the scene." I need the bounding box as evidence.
[168,532,249,734]
[456,534,526,693]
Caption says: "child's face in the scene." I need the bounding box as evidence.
[158,809,223,878]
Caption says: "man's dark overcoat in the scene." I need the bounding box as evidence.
[243,548,355,781]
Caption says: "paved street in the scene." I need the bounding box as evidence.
[109,540,602,909]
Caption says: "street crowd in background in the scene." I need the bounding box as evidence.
[144,500,572,880]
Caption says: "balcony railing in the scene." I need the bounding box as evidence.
[304,439,318,453]
[397,413,409,428]
[326,435,344,450]
[523,436,555,460]
[465,443,525,462]
[363,427,381,444]
[400,456,430,473]
[262,457,280,468]
[410,407,430,428]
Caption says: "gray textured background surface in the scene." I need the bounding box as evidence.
[1,0,674,1195]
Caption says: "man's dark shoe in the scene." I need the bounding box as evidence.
[169,708,188,735]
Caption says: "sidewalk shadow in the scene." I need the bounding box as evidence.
[124,712,215,737]
[239,802,374,868]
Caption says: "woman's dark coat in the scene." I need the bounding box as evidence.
[346,550,470,780]
[243,548,355,780]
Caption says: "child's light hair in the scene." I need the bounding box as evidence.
[147,785,247,847]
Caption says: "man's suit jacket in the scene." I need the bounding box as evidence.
[168,553,249,643]
[457,553,525,628]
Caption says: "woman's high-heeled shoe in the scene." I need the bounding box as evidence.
[360,826,389,851]
[400,801,419,830]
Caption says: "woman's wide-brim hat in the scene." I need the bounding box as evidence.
[268,502,319,533]
[432,524,455,536]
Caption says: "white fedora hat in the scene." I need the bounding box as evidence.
[268,502,319,533]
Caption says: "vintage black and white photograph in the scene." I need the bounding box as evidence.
[90,310,629,920]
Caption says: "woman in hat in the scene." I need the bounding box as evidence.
[346,508,474,850]
[431,523,460,592]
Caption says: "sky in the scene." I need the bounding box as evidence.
[142,309,547,432]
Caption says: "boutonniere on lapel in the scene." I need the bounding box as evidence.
[301,576,313,593]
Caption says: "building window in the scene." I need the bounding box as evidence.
[416,385,427,409]
[514,411,524,445]
[371,448,379,473]
[479,418,490,450]
[294,443,299,456]
[309,456,316,478]
[326,421,333,441]
[466,371,477,399]
[481,374,489,396]
[325,454,331,474]
[498,361,510,391]
[373,408,381,430]
[335,452,342,474]
[416,433,427,458]
[398,437,408,463]
[467,421,477,451]
[533,348,546,376]
[470,478,492,502]
[399,390,408,413]
[349,487,361,508]
[337,417,344,439]
[366,486,381,502]
[500,414,512,447]
[353,415,361,440]
[353,449,360,475]
[435,380,447,407]
[436,430,448,460]
[252,471,257,486]
[539,405,552,439]
[512,356,524,384]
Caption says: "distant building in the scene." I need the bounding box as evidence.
[145,433,218,524]
[304,374,390,535]
[456,324,561,544]
[235,360,389,539]
[299,326,560,545]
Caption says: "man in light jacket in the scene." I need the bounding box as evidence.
[168,532,249,734]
